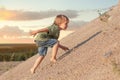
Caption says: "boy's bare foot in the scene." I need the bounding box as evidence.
[50,58,57,63]
[30,68,35,74]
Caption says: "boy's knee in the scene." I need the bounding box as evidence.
[55,40,60,45]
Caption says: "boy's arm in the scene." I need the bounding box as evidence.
[30,28,49,36]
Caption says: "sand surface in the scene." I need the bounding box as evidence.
[0,2,120,80]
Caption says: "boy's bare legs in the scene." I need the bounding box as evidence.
[50,42,59,63]
[30,56,44,74]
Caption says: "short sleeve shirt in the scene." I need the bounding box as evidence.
[34,24,60,41]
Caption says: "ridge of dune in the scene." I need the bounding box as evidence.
[1,1,120,80]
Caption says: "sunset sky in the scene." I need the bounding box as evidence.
[0,0,118,43]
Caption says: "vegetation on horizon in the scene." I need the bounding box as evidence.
[97,9,110,22]
[0,44,37,61]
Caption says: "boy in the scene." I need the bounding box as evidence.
[30,14,69,74]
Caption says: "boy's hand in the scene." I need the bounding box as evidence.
[29,30,38,36]
[59,44,69,51]
[62,46,69,51]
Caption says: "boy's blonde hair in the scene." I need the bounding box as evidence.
[53,14,69,26]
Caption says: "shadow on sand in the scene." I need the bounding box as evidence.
[58,31,102,61]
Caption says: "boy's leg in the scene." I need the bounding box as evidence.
[30,47,47,74]
[50,41,59,62]
[30,55,44,74]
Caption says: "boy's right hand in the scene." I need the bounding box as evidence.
[29,30,37,36]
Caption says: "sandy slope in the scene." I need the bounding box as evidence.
[0,62,21,75]
[0,2,120,80]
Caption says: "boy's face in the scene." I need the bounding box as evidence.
[59,18,69,30]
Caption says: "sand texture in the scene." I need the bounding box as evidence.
[1,2,120,80]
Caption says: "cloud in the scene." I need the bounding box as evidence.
[0,20,87,38]
[0,8,79,21]
[0,25,29,38]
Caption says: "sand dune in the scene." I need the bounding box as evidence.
[0,1,120,80]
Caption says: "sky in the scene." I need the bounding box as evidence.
[0,0,119,43]
[0,0,118,11]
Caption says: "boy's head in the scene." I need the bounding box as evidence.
[54,14,69,30]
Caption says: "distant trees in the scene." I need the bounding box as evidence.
[0,51,37,61]
[0,44,37,61]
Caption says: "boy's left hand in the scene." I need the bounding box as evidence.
[62,46,69,51]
